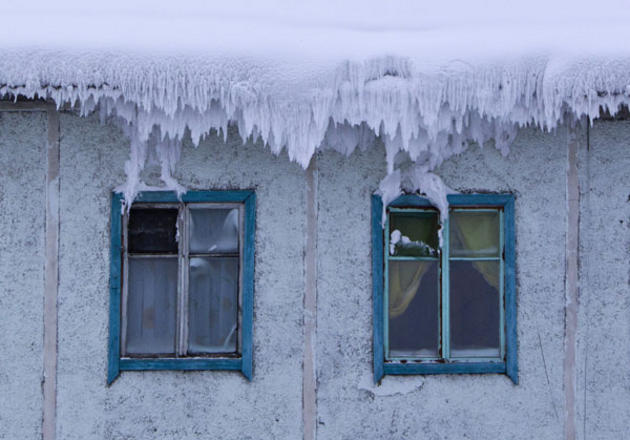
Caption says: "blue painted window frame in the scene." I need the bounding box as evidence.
[108,190,256,384]
[372,193,517,384]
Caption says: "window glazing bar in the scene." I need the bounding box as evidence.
[388,256,439,261]
[441,216,450,359]
[499,210,505,360]
[178,205,189,356]
[387,356,441,362]
[448,257,501,261]
[450,208,500,213]
[388,207,439,213]
[383,214,390,359]
[188,252,240,258]
[126,254,179,258]
[121,212,129,356]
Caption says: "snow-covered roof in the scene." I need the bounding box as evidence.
[2,0,630,211]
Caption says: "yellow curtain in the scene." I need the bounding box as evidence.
[388,213,500,319]
[389,261,431,318]
[450,214,500,291]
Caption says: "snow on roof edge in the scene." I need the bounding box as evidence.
[2,50,630,221]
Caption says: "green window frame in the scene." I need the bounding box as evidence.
[372,194,517,383]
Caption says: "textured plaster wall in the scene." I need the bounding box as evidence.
[576,121,630,439]
[2,108,629,440]
[0,111,46,439]
[315,128,568,439]
[56,114,306,440]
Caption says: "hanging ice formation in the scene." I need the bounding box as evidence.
[2,52,630,222]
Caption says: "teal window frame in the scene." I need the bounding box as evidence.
[108,190,256,384]
[372,194,517,384]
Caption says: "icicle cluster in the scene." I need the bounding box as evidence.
[2,51,630,216]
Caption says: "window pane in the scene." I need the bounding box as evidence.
[188,257,239,354]
[126,257,178,355]
[128,208,178,253]
[450,261,500,357]
[450,211,500,258]
[389,211,439,257]
[388,260,439,358]
[189,208,239,254]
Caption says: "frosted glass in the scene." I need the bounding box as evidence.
[188,257,238,354]
[450,261,500,357]
[388,260,439,357]
[126,257,178,355]
[189,208,239,254]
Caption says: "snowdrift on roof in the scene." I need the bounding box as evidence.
[1,0,630,216]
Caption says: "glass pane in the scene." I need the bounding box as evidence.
[188,257,239,354]
[128,208,178,253]
[389,211,439,257]
[450,261,501,357]
[388,260,439,358]
[450,211,500,258]
[189,208,239,254]
[126,257,178,355]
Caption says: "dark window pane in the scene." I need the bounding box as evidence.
[126,257,178,355]
[450,261,500,357]
[389,211,439,257]
[128,208,178,253]
[189,208,239,254]
[188,257,239,354]
[450,211,500,258]
[388,260,439,357]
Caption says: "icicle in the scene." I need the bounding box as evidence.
[2,51,629,209]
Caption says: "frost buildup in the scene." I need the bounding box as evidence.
[2,53,630,215]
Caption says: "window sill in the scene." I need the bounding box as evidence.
[383,361,517,384]
[108,357,249,384]
[120,356,243,371]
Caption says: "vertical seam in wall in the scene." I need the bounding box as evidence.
[303,155,318,440]
[43,107,60,440]
[581,122,591,440]
[564,121,580,440]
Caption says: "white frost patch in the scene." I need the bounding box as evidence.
[358,372,424,397]
[390,230,436,257]
[378,164,456,242]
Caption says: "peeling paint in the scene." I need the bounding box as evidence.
[357,373,424,397]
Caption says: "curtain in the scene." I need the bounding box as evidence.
[450,214,500,291]
[389,261,431,318]
[388,212,500,319]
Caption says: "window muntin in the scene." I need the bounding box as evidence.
[121,203,243,359]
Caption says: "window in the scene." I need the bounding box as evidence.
[372,194,517,383]
[108,190,255,384]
